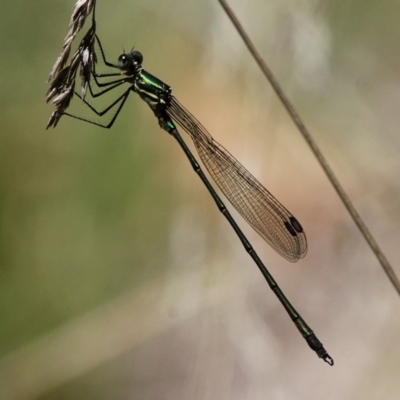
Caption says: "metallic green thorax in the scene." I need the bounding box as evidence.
[134,70,170,106]
[132,69,176,133]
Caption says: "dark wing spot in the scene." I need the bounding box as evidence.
[289,216,303,233]
[284,221,297,237]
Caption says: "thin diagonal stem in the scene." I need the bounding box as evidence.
[218,0,400,296]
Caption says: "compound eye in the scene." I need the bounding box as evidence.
[131,51,143,65]
[118,54,130,69]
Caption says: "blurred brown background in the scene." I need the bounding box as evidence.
[0,0,400,399]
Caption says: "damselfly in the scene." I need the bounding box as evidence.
[55,35,333,365]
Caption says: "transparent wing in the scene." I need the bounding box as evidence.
[169,96,307,262]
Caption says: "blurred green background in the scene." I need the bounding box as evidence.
[1,0,400,399]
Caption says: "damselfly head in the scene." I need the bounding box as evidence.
[131,51,143,65]
[117,51,143,70]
